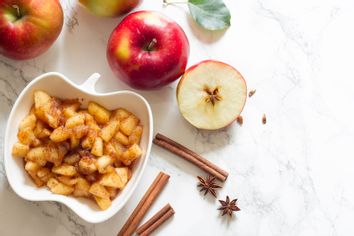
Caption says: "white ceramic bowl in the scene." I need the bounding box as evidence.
[3,72,153,223]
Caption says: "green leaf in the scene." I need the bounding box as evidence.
[188,0,231,31]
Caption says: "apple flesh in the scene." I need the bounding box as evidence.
[177,60,247,130]
[0,0,63,60]
[107,11,190,90]
[79,0,139,17]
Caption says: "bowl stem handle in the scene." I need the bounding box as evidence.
[79,73,100,94]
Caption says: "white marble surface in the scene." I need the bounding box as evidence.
[1,0,354,235]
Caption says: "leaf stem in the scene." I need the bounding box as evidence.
[163,0,188,5]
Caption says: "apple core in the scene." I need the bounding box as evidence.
[204,86,222,106]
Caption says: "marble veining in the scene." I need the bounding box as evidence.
[1,0,354,235]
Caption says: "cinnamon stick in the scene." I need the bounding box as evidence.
[117,172,170,236]
[156,133,228,178]
[154,133,228,181]
[136,204,175,236]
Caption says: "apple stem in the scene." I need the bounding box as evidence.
[12,5,22,19]
[146,38,158,52]
[163,0,188,5]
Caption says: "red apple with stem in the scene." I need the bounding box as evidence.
[0,0,63,60]
[107,11,190,90]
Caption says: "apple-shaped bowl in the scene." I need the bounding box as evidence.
[3,72,153,223]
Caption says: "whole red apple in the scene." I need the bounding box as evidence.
[107,11,190,90]
[79,0,139,17]
[0,0,63,60]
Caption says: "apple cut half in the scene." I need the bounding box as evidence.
[177,60,247,130]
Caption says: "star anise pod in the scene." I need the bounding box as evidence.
[218,196,240,217]
[197,175,221,197]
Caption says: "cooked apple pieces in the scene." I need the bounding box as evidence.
[12,90,144,210]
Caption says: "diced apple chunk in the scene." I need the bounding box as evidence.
[25,161,41,173]
[106,186,119,199]
[52,164,77,177]
[112,108,131,121]
[115,132,129,146]
[19,114,36,131]
[26,147,47,166]
[89,183,110,199]
[62,102,81,118]
[99,171,123,189]
[65,114,85,128]
[100,119,120,142]
[36,167,53,183]
[129,125,143,145]
[91,137,103,156]
[27,170,44,187]
[120,144,142,165]
[120,115,139,136]
[73,177,91,198]
[58,176,78,186]
[18,127,36,146]
[47,178,74,195]
[63,153,81,165]
[88,102,111,124]
[50,126,71,142]
[116,167,130,185]
[12,142,30,157]
[78,156,97,175]
[45,144,62,167]
[94,196,111,210]
[96,155,113,173]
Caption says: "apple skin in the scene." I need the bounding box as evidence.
[79,0,139,17]
[176,60,247,130]
[107,11,190,90]
[0,0,63,60]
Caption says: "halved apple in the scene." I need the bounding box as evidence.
[177,60,247,130]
